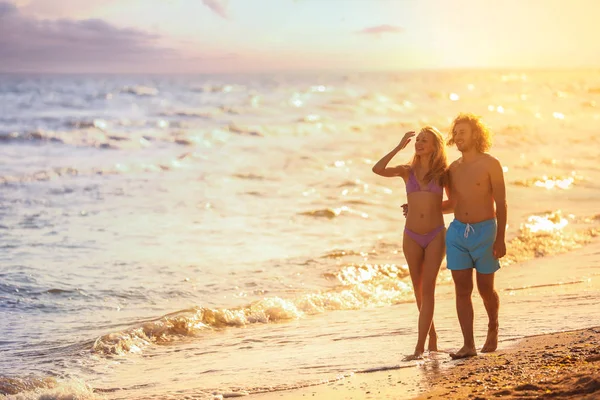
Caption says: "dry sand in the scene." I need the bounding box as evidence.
[250,327,600,400]
[416,327,600,400]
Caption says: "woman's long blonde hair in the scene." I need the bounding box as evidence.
[410,126,448,186]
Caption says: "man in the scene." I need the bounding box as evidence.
[403,112,507,359]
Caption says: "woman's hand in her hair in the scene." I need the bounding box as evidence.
[397,131,415,150]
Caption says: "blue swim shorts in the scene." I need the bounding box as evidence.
[446,218,501,274]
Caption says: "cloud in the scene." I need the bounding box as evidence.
[356,24,404,36]
[0,1,182,72]
[201,0,229,19]
[0,1,16,15]
[4,0,120,19]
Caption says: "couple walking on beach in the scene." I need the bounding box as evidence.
[372,113,507,360]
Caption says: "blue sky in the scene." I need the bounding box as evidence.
[2,0,599,73]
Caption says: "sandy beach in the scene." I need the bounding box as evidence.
[251,327,600,400]
[418,327,600,399]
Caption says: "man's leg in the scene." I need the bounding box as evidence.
[476,272,499,352]
[450,269,477,359]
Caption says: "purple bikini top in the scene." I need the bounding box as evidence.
[406,169,443,195]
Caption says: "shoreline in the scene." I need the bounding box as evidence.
[248,326,600,400]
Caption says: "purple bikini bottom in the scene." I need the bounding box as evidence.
[404,225,445,249]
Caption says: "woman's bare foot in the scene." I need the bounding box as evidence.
[449,345,477,359]
[402,351,424,361]
[427,334,438,352]
[481,327,498,353]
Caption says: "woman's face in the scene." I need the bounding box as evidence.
[415,131,436,156]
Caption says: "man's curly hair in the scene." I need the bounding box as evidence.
[447,113,493,153]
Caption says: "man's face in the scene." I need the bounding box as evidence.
[452,122,474,152]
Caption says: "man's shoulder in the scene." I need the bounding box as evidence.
[481,153,502,167]
[481,152,499,161]
[448,158,461,170]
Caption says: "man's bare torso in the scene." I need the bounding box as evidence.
[449,154,497,224]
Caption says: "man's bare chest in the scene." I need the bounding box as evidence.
[451,167,490,194]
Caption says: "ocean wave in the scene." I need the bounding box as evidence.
[66,119,108,131]
[120,85,158,97]
[0,376,57,397]
[0,128,128,149]
[512,173,583,189]
[159,109,213,118]
[588,87,600,94]
[0,131,64,144]
[502,210,600,267]
[336,179,365,188]
[232,173,271,181]
[191,84,245,93]
[343,199,375,206]
[330,263,410,286]
[0,282,23,296]
[320,249,364,259]
[92,275,414,356]
[299,206,369,219]
[298,114,327,123]
[0,376,96,399]
[227,123,263,136]
[220,105,244,115]
[0,167,80,185]
[0,151,203,186]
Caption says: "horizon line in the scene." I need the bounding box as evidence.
[1,66,599,76]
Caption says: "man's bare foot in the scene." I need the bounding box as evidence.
[427,334,438,352]
[449,346,477,359]
[402,351,424,361]
[481,327,498,353]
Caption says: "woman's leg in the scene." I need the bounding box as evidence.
[419,228,446,353]
[402,233,426,359]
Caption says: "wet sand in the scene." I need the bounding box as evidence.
[250,327,600,400]
[249,364,428,400]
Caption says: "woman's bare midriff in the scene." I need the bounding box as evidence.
[405,192,444,234]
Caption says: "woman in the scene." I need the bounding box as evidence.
[372,126,449,360]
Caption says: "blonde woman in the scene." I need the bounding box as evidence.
[372,126,449,360]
